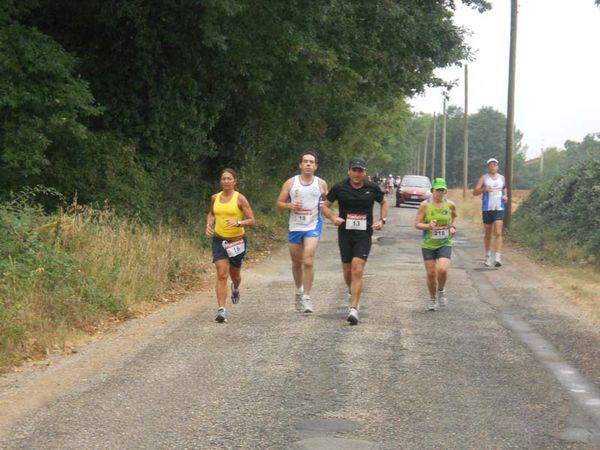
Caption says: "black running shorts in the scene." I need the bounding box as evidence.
[338,230,372,263]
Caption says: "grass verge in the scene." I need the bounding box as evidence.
[0,202,284,372]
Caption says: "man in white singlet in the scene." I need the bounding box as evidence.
[473,158,508,267]
[276,152,328,313]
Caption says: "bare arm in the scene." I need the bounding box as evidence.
[233,194,256,228]
[449,200,458,236]
[205,195,217,237]
[472,175,487,196]
[321,199,345,226]
[372,197,388,231]
[275,178,303,211]
[415,202,434,231]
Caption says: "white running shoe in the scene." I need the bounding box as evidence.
[347,307,359,325]
[215,307,227,323]
[437,290,448,307]
[301,294,313,313]
[427,299,438,311]
[494,254,502,267]
[484,254,492,267]
[295,291,303,312]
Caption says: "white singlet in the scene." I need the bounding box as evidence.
[288,175,322,232]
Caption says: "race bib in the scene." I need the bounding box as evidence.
[431,227,449,240]
[223,238,245,257]
[346,213,367,231]
[490,189,503,198]
[293,209,312,224]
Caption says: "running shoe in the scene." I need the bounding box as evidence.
[494,254,502,267]
[427,299,438,311]
[231,283,240,304]
[347,307,359,325]
[484,255,492,267]
[295,289,304,312]
[302,294,313,313]
[437,290,448,307]
[215,307,227,323]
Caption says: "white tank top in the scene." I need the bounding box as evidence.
[288,175,322,231]
[482,174,505,211]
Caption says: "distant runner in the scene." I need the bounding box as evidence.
[473,158,507,267]
[276,152,328,313]
[415,178,457,311]
[321,158,388,325]
[206,168,256,323]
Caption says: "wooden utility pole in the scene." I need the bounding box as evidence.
[431,113,437,180]
[504,0,518,229]
[441,95,447,180]
[422,129,429,177]
[463,64,469,200]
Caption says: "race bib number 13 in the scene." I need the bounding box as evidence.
[346,214,367,231]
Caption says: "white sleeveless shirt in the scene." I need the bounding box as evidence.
[288,175,323,231]
[481,174,505,211]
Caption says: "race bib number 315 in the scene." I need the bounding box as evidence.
[345,213,367,231]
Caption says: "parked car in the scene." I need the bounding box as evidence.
[396,175,432,207]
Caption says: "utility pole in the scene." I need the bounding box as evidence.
[441,94,448,180]
[431,113,437,180]
[504,0,518,229]
[422,128,429,177]
[463,64,469,200]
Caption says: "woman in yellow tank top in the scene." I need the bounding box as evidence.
[206,168,255,323]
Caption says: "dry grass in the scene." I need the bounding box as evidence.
[447,188,600,324]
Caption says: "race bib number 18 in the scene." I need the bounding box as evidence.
[345,213,367,231]
[293,209,312,224]
[223,239,245,257]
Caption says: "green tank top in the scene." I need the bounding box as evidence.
[421,199,453,249]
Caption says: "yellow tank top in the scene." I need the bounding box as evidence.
[214,191,244,239]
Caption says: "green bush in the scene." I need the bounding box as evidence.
[512,158,600,266]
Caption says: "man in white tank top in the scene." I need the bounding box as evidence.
[473,158,508,267]
[276,152,328,313]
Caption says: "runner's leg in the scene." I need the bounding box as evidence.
[288,243,304,290]
[483,223,493,253]
[493,220,504,254]
[436,257,450,291]
[230,265,241,290]
[215,259,230,308]
[349,257,366,309]
[424,259,437,299]
[301,237,319,295]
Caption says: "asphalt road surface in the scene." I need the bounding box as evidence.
[1,204,600,449]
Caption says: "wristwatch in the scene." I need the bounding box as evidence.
[381,218,387,224]
[236,221,242,227]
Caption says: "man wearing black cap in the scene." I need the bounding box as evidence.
[321,158,388,325]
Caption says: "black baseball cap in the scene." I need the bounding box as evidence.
[349,158,367,170]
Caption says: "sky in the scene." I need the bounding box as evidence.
[408,0,600,159]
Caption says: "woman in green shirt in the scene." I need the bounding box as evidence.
[415,178,457,311]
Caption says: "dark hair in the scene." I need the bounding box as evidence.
[219,168,238,180]
[299,151,318,164]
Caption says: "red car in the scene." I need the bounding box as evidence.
[396,175,432,206]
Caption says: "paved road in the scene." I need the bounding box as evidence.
[1,204,600,449]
